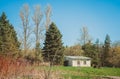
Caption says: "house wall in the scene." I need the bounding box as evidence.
[64,56,91,67]
[71,59,91,67]
[68,59,73,66]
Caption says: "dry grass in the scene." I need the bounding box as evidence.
[0,55,28,78]
[0,55,62,79]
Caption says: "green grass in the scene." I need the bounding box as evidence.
[51,66,120,79]
[34,66,120,79]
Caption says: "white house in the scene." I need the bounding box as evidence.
[64,56,91,67]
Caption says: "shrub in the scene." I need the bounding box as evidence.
[0,55,29,78]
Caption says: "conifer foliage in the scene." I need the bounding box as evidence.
[0,12,20,54]
[43,22,64,65]
[102,34,111,66]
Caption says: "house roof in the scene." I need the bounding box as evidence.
[65,56,91,60]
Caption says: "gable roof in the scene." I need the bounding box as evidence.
[65,56,91,60]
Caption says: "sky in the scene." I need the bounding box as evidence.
[0,0,120,46]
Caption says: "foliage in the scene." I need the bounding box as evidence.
[43,22,64,65]
[82,41,94,57]
[92,39,101,68]
[102,34,111,66]
[0,12,20,55]
[82,40,101,68]
[81,34,120,67]
[64,44,84,56]
[108,46,120,67]
[108,40,120,67]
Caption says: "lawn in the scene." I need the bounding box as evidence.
[47,66,120,79]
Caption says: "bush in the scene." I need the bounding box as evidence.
[0,55,29,78]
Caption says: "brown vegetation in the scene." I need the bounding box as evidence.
[0,55,29,78]
[0,55,62,79]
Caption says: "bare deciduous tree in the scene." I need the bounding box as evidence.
[45,4,52,31]
[32,5,44,61]
[79,26,91,45]
[20,4,31,56]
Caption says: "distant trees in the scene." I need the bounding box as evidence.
[78,27,114,67]
[80,33,120,67]
[80,34,111,67]
[82,41,93,57]
[108,44,120,67]
[79,26,100,67]
[94,39,101,67]
[82,41,100,67]
[80,32,120,68]
[43,23,64,65]
[64,44,83,56]
[102,34,111,66]
[0,12,20,55]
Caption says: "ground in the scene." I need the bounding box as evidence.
[33,66,120,79]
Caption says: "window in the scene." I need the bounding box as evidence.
[84,60,86,65]
[77,60,80,65]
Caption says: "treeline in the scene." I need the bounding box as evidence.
[65,27,120,67]
[0,4,120,67]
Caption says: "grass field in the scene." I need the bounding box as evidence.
[39,66,120,79]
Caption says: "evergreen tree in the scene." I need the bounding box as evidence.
[0,21,2,52]
[82,41,94,57]
[102,34,111,66]
[43,22,64,65]
[0,12,20,55]
[93,39,101,68]
[82,40,101,68]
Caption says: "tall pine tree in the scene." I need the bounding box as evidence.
[0,12,20,55]
[43,22,64,65]
[102,34,111,66]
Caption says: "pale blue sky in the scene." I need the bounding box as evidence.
[0,0,120,46]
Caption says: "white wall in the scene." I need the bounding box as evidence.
[70,59,91,67]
